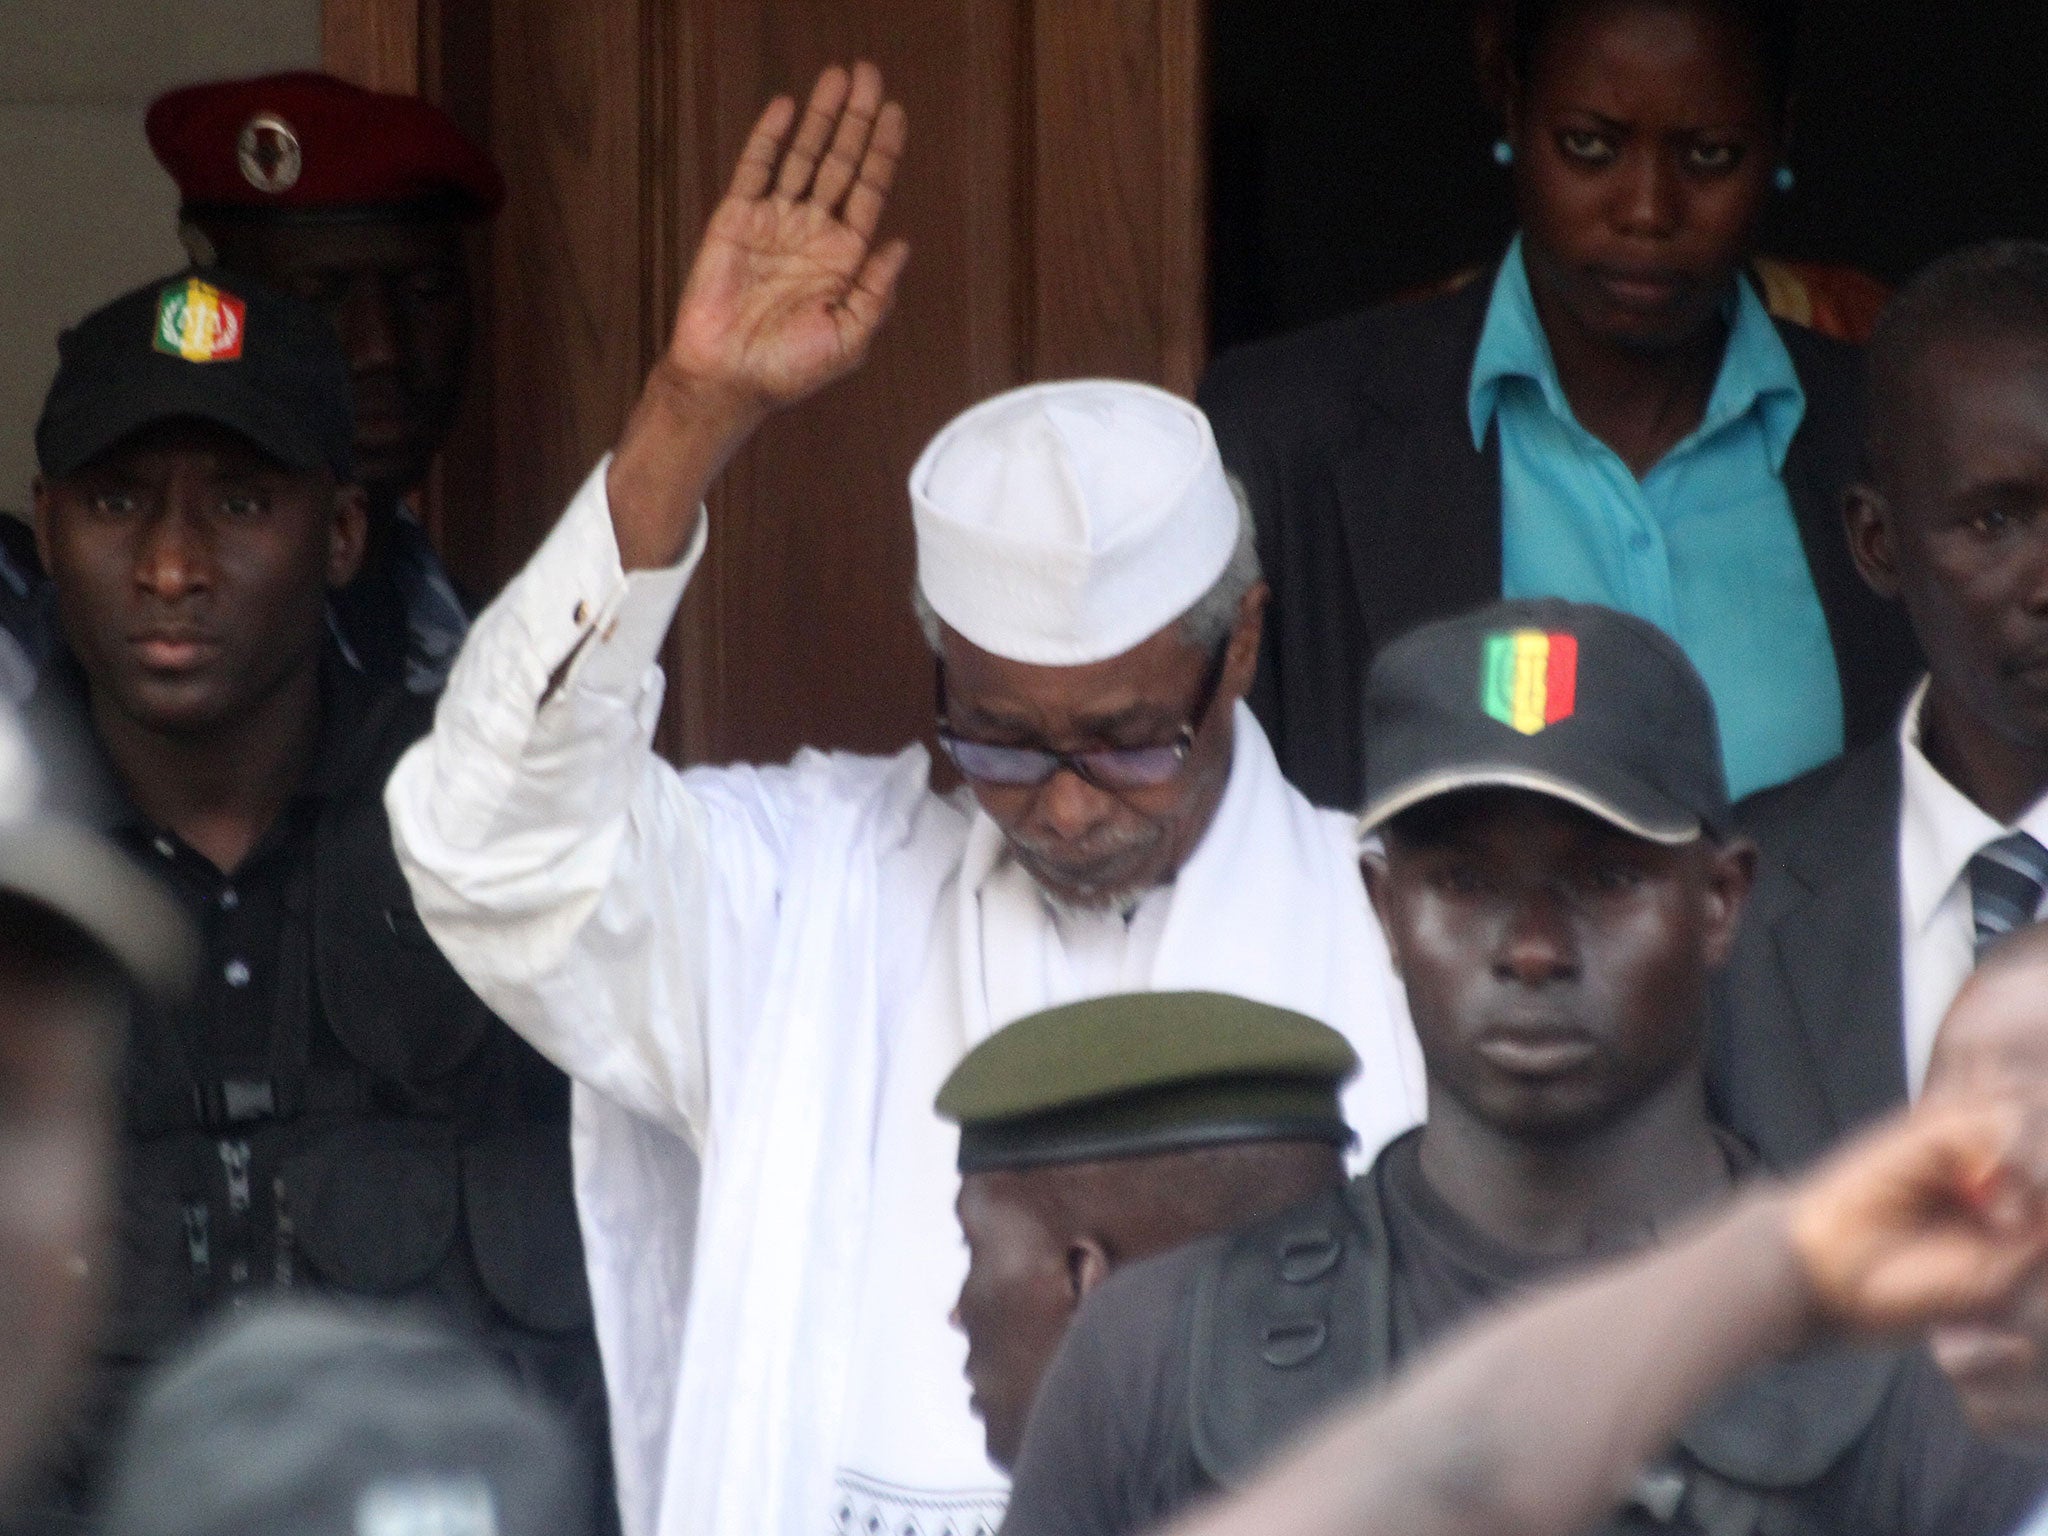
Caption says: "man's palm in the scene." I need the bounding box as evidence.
[665,63,909,413]
[678,198,883,405]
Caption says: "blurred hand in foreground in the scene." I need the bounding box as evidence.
[1790,1096,2048,1336]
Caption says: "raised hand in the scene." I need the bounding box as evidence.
[608,63,909,569]
[667,62,910,412]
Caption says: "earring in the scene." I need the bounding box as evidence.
[1493,138,1514,167]
[1773,164,1796,194]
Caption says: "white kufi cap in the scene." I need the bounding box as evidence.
[910,379,1239,666]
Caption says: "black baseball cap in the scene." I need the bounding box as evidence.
[35,268,353,482]
[1356,599,1730,844]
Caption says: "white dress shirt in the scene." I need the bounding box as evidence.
[1897,680,2048,1095]
[386,461,1425,1536]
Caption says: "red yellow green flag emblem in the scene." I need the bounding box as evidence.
[154,278,246,363]
[1482,630,1578,735]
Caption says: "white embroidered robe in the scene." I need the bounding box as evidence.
[385,462,1425,1536]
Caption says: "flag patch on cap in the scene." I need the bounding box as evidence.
[1482,630,1578,735]
[153,278,245,363]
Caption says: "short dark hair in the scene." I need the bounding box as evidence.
[1027,1139,1346,1255]
[1867,240,2048,478]
[1506,0,1801,118]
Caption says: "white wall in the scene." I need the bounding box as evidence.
[0,1,321,515]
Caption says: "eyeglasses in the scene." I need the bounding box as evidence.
[935,640,1232,791]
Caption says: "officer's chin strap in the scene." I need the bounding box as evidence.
[176,219,218,269]
[326,605,365,673]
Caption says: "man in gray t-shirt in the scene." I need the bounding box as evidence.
[1001,601,2048,1536]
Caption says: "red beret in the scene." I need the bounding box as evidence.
[147,71,505,221]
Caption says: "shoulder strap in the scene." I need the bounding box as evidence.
[311,694,495,1086]
[1186,1179,1392,1488]
[1679,1345,1904,1488]
[1601,1347,1906,1536]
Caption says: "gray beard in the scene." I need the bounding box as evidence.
[1005,821,1166,917]
[1039,883,1148,923]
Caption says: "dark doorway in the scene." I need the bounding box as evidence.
[1208,1,2048,357]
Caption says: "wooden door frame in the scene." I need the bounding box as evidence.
[324,0,1208,766]
[326,0,1206,391]
[323,0,423,91]
[1029,0,1207,393]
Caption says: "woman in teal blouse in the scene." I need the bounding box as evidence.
[1202,0,1920,809]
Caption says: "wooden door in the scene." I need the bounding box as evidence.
[324,0,1205,766]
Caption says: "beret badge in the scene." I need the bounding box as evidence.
[237,112,303,195]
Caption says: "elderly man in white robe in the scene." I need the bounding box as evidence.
[385,62,1423,1536]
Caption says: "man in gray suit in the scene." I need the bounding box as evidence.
[1710,240,2048,1172]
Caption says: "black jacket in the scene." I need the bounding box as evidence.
[1708,736,1908,1172]
[1199,277,1923,809]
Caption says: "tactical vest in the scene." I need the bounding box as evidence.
[1186,1181,1903,1536]
[97,689,602,1483]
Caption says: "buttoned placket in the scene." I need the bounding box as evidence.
[131,805,318,1300]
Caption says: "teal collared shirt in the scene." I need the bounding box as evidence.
[1469,237,1844,800]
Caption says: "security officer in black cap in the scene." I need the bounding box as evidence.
[1000,599,2048,1536]
[937,990,1355,1471]
[11,271,607,1532]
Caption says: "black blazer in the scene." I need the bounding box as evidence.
[1707,735,1908,1172]
[1198,276,1924,810]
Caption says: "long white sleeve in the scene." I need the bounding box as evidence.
[386,457,732,1145]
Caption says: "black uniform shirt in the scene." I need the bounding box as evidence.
[999,1130,2048,1536]
[106,675,357,1081]
[27,651,391,1298]
[7,649,612,1536]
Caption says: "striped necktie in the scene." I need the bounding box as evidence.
[1968,830,2048,961]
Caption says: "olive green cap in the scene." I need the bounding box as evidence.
[936,990,1359,1174]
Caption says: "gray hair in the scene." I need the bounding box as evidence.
[912,474,1263,655]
